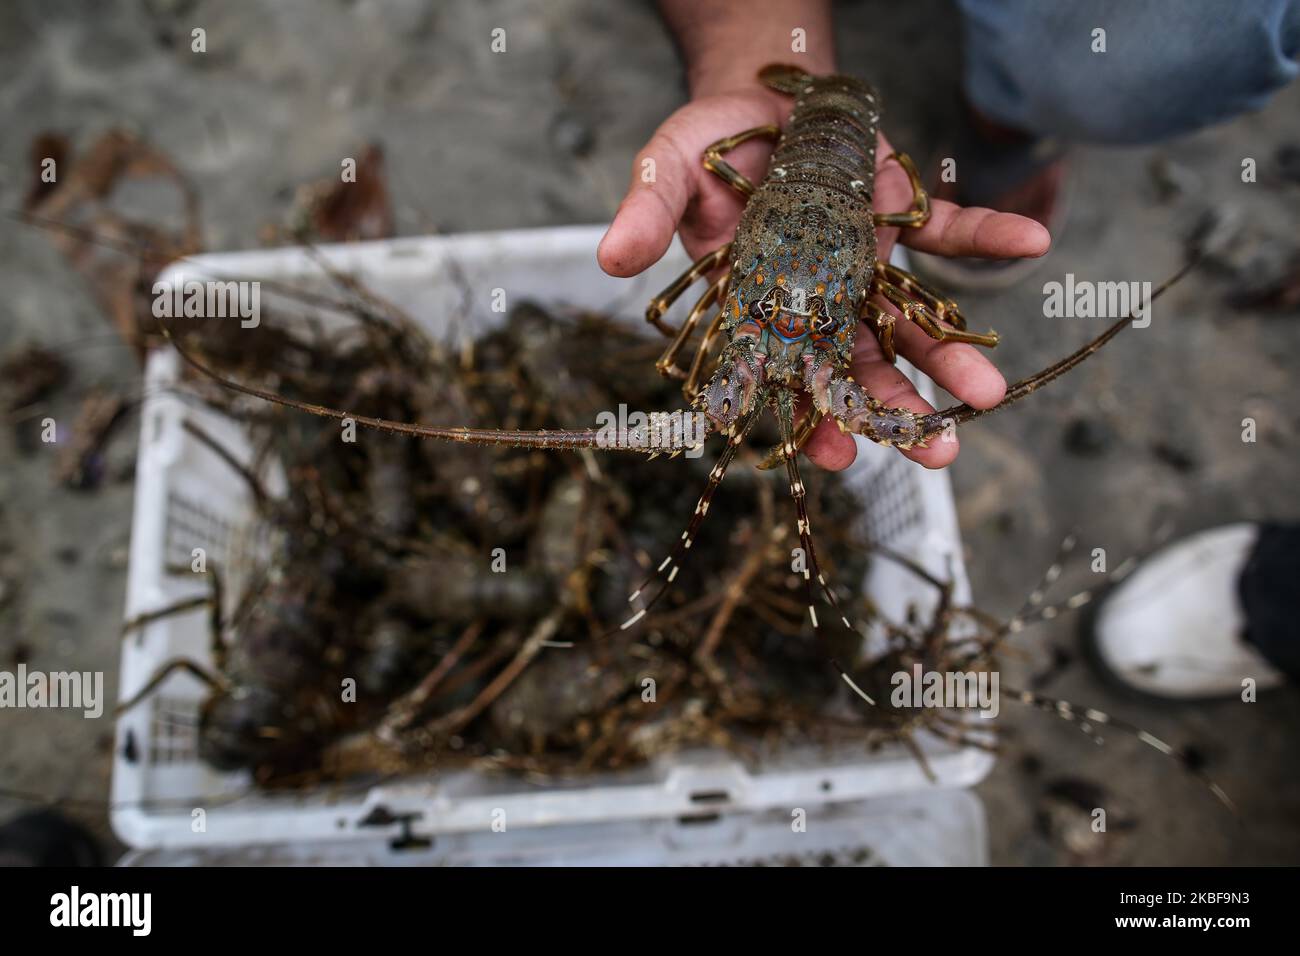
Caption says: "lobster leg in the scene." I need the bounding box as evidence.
[656,271,728,383]
[644,243,732,337]
[861,299,898,363]
[702,125,781,197]
[115,658,229,716]
[117,566,232,715]
[684,307,729,399]
[121,594,211,637]
[122,563,228,659]
[873,274,1000,349]
[871,152,931,228]
[876,261,969,330]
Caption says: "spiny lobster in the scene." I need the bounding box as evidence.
[164,64,1194,701]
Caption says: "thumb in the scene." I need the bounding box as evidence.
[598,93,785,277]
[598,134,696,278]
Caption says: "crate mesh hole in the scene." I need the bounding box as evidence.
[164,490,239,573]
[164,484,271,607]
[858,456,924,548]
[148,694,200,765]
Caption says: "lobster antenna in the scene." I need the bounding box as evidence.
[160,322,713,454]
[865,541,951,593]
[920,255,1200,435]
[1003,686,1237,813]
[1014,531,1078,619]
[941,536,1137,669]
[8,209,405,321]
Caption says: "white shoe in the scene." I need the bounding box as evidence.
[1090,523,1287,699]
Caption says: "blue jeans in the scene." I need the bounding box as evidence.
[959,0,1300,143]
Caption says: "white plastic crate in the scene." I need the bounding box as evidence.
[118,788,987,866]
[112,226,991,852]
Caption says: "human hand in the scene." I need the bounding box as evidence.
[598,88,1050,470]
[598,88,788,272]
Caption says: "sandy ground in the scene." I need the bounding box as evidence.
[0,0,1297,865]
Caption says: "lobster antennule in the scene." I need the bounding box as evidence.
[612,393,770,636]
[775,397,876,705]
